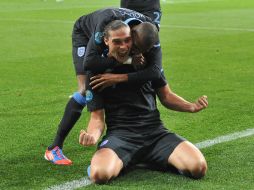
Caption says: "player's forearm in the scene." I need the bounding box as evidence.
[86,121,104,142]
[86,111,105,142]
[111,74,128,83]
[157,85,195,112]
[162,93,195,112]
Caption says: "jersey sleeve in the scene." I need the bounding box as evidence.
[83,12,119,74]
[86,72,105,112]
[127,44,162,83]
[151,69,167,89]
[83,37,117,74]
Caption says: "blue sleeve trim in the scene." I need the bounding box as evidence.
[73,92,86,106]
[124,18,143,25]
[94,32,103,45]
[154,43,161,47]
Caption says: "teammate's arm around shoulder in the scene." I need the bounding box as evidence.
[79,109,105,146]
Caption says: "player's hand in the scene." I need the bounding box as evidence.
[90,73,126,91]
[79,130,97,146]
[191,95,208,113]
[132,54,146,70]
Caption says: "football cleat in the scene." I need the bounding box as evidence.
[44,146,72,165]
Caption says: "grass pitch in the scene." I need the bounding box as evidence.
[0,0,254,189]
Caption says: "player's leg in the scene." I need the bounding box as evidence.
[90,148,123,184]
[45,45,87,165]
[88,134,142,183]
[47,91,86,150]
[168,141,207,179]
[77,74,86,93]
[144,130,207,179]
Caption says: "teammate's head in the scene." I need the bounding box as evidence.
[104,20,132,63]
[131,22,159,54]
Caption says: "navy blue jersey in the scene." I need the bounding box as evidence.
[72,8,163,84]
[72,8,151,47]
[86,65,164,131]
[120,0,161,24]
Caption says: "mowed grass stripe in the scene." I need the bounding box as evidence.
[164,0,221,4]
[1,18,254,33]
[162,25,254,32]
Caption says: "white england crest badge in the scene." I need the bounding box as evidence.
[77,47,85,57]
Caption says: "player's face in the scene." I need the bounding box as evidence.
[104,26,132,63]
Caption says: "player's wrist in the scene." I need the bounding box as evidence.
[188,103,197,113]
[116,74,128,82]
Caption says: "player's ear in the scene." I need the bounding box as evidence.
[104,37,109,46]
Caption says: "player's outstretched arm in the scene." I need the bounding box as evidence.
[156,84,208,113]
[79,109,105,146]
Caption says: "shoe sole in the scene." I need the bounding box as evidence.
[44,154,50,161]
[44,153,72,165]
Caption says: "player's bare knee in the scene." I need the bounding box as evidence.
[190,159,207,179]
[90,167,113,184]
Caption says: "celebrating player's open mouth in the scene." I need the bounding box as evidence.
[110,47,131,63]
[117,51,129,61]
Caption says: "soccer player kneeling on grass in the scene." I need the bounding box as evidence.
[79,20,208,184]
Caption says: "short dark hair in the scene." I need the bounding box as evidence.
[132,22,159,52]
[104,20,129,39]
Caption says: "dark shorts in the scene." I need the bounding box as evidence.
[72,25,89,75]
[72,46,86,75]
[97,128,185,169]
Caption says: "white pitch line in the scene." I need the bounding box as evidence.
[196,128,254,149]
[46,128,254,190]
[46,177,92,190]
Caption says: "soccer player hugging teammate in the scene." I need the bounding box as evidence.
[45,8,163,165]
[79,19,208,184]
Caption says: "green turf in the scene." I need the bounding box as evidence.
[0,0,254,189]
